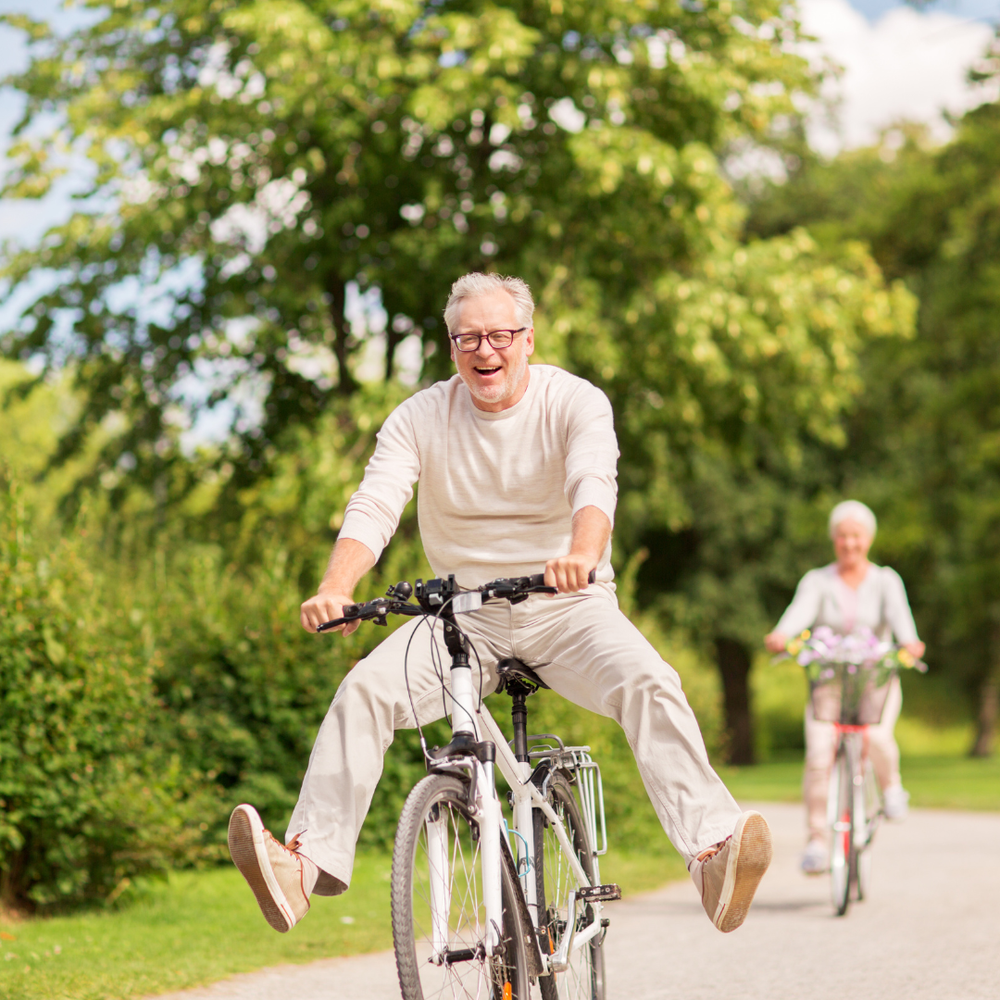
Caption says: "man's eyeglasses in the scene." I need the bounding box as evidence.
[449,327,526,352]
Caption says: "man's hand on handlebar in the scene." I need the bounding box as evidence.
[544,554,597,594]
[301,590,361,636]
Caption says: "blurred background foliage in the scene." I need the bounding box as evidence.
[0,0,996,912]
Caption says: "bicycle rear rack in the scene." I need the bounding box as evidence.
[524,737,608,860]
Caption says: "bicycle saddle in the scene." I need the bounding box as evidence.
[496,657,549,691]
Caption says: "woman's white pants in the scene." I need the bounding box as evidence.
[803,674,903,842]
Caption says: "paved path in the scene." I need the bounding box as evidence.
[153,803,1000,1000]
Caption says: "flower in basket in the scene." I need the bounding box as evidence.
[777,626,926,678]
[876,645,928,673]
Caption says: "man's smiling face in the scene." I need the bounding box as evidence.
[450,290,535,412]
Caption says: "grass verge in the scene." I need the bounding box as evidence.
[0,854,393,1000]
[720,752,1000,811]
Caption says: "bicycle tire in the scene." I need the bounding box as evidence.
[392,774,530,1000]
[534,771,606,1000]
[828,745,853,917]
[854,758,880,902]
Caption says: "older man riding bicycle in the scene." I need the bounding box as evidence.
[228,271,773,937]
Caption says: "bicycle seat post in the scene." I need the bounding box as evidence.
[511,686,530,764]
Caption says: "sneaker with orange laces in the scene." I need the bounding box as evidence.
[690,810,772,933]
[228,803,315,933]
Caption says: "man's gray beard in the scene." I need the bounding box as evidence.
[466,355,529,404]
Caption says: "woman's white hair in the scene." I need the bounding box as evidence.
[828,500,877,540]
[443,272,535,334]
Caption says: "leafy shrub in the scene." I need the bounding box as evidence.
[0,481,208,912]
[141,538,437,851]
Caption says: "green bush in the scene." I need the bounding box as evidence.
[139,538,438,851]
[0,481,207,912]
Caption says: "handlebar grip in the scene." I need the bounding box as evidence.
[529,570,597,586]
[316,616,348,632]
[316,603,362,632]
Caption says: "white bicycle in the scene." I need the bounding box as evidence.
[320,572,619,1000]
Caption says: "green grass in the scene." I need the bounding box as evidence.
[0,853,394,1000]
[720,752,1000,811]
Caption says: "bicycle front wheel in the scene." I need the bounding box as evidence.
[534,771,606,1000]
[855,758,880,902]
[828,745,853,917]
[392,774,530,1000]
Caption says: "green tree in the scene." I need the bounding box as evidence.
[609,231,915,762]
[1,0,813,503]
[747,89,1000,756]
[1,0,918,767]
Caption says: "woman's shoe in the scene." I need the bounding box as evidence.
[883,784,910,820]
[801,838,828,874]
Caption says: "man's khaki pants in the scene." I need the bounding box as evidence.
[803,674,903,843]
[287,585,742,892]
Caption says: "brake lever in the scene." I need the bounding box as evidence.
[316,598,422,632]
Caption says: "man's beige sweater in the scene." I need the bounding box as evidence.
[339,365,619,589]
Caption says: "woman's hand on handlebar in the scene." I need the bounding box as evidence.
[544,555,596,593]
[301,590,361,636]
[764,631,788,654]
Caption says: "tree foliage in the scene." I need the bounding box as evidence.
[747,92,1000,756]
[0,0,924,769]
[1,0,819,502]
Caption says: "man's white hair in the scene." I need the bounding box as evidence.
[828,500,877,540]
[443,272,535,334]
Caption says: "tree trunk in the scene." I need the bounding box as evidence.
[384,326,403,382]
[714,636,756,765]
[326,274,357,396]
[970,620,999,757]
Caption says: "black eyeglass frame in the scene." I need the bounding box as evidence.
[448,327,527,352]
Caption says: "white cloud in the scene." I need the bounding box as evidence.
[799,0,997,154]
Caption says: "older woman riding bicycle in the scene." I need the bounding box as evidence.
[764,500,926,875]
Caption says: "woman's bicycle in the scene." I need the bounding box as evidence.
[785,627,925,917]
[319,572,619,1000]
[811,660,890,916]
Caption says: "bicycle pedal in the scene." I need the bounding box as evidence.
[577,883,621,902]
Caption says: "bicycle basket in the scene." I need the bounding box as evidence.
[809,660,896,725]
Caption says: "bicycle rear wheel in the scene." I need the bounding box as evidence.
[534,771,605,1000]
[828,745,853,917]
[392,774,530,1000]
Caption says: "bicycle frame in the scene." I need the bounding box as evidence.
[325,574,614,982]
[828,724,881,855]
[426,646,606,976]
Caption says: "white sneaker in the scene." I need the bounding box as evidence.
[883,785,910,821]
[801,838,828,874]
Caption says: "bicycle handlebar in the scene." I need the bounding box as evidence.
[316,569,597,632]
